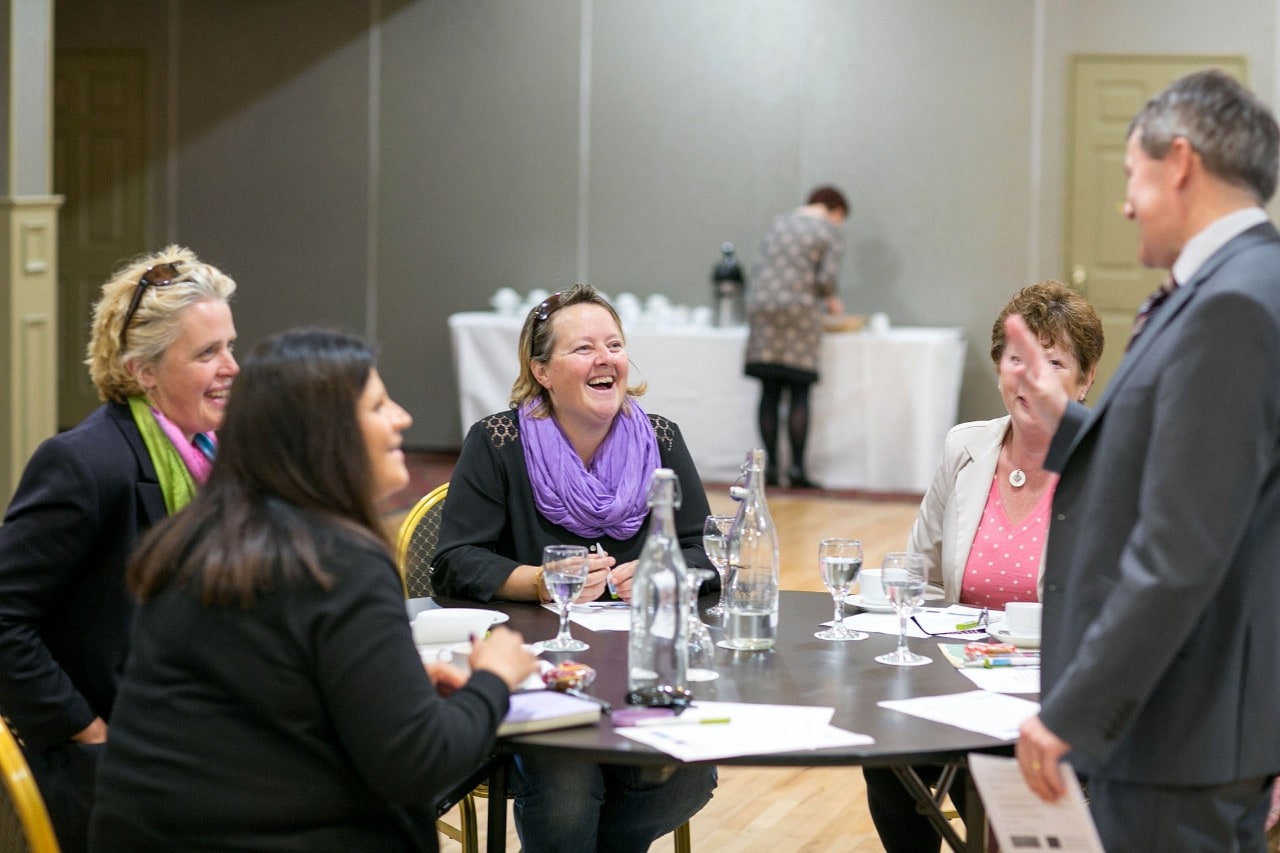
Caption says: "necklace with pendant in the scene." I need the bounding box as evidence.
[1008,468,1026,488]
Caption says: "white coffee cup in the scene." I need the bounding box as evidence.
[858,568,887,604]
[1004,601,1042,637]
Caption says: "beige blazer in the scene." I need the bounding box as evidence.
[906,416,1046,601]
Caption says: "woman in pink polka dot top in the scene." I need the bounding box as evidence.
[866,281,1105,853]
[907,280,1105,609]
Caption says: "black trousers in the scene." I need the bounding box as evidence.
[864,765,968,853]
[26,740,104,853]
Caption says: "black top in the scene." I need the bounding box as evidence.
[0,402,166,751]
[90,512,510,852]
[432,411,714,602]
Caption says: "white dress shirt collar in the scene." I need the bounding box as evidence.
[1172,206,1268,286]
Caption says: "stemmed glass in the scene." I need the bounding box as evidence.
[702,515,734,619]
[875,552,931,666]
[533,545,590,653]
[685,567,719,681]
[815,538,867,641]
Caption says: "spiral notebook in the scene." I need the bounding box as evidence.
[497,690,603,736]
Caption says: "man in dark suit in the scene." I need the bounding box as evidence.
[1008,69,1280,849]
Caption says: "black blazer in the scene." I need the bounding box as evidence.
[1040,222,1280,785]
[0,402,166,751]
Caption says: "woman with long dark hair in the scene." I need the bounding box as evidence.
[90,329,535,851]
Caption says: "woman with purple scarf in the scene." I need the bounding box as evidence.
[433,283,717,853]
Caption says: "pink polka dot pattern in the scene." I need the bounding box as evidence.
[959,477,1054,609]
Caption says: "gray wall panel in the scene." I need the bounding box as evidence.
[378,0,581,446]
[173,1,375,354]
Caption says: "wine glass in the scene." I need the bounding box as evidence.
[533,545,590,653]
[702,514,734,619]
[685,567,719,681]
[875,552,931,666]
[815,538,867,641]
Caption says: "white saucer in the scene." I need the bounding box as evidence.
[988,623,1041,649]
[411,608,510,645]
[845,594,896,614]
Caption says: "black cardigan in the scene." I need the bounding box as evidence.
[433,410,714,602]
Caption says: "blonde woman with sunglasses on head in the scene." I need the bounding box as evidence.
[0,246,237,852]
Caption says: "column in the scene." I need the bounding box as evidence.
[0,0,62,511]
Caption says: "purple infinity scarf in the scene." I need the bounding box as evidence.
[518,398,661,539]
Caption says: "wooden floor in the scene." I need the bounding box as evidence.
[396,486,925,852]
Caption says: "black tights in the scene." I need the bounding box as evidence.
[757,378,811,477]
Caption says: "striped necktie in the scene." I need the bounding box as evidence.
[1126,274,1177,351]
[191,432,217,463]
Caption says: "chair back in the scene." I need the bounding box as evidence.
[0,717,59,852]
[395,482,449,599]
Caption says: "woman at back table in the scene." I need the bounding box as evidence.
[432,283,717,853]
[90,329,537,851]
[865,280,1104,852]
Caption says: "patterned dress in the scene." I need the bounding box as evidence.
[744,209,845,383]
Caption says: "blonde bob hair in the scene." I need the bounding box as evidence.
[87,245,237,403]
[508,283,646,418]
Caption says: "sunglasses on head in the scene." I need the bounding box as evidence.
[119,262,182,350]
[531,291,565,324]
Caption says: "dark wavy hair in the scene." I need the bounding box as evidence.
[129,328,389,606]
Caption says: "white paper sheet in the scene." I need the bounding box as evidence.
[843,604,989,638]
[615,701,873,762]
[877,690,1040,740]
[538,602,632,632]
[956,664,1040,694]
[968,753,1104,852]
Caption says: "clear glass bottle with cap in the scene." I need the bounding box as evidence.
[627,468,691,706]
[722,448,780,650]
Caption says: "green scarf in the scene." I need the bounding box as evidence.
[128,395,198,514]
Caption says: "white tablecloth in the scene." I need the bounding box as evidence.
[448,312,966,493]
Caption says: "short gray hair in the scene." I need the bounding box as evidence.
[1128,68,1280,204]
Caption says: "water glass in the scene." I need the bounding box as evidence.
[685,568,719,681]
[815,538,866,641]
[702,514,734,619]
[874,551,931,666]
[533,545,590,653]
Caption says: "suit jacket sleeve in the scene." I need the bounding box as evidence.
[0,437,119,744]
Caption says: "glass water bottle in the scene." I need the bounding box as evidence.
[723,449,780,650]
[627,468,691,705]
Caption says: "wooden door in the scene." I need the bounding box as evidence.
[54,50,147,428]
[1065,55,1247,395]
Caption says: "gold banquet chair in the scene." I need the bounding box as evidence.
[393,482,694,853]
[397,482,449,599]
[395,483,480,851]
[0,717,59,852]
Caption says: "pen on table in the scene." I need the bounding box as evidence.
[563,688,612,714]
[631,715,731,728]
[963,656,1040,668]
[954,607,989,630]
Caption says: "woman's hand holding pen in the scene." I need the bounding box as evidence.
[581,544,614,602]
